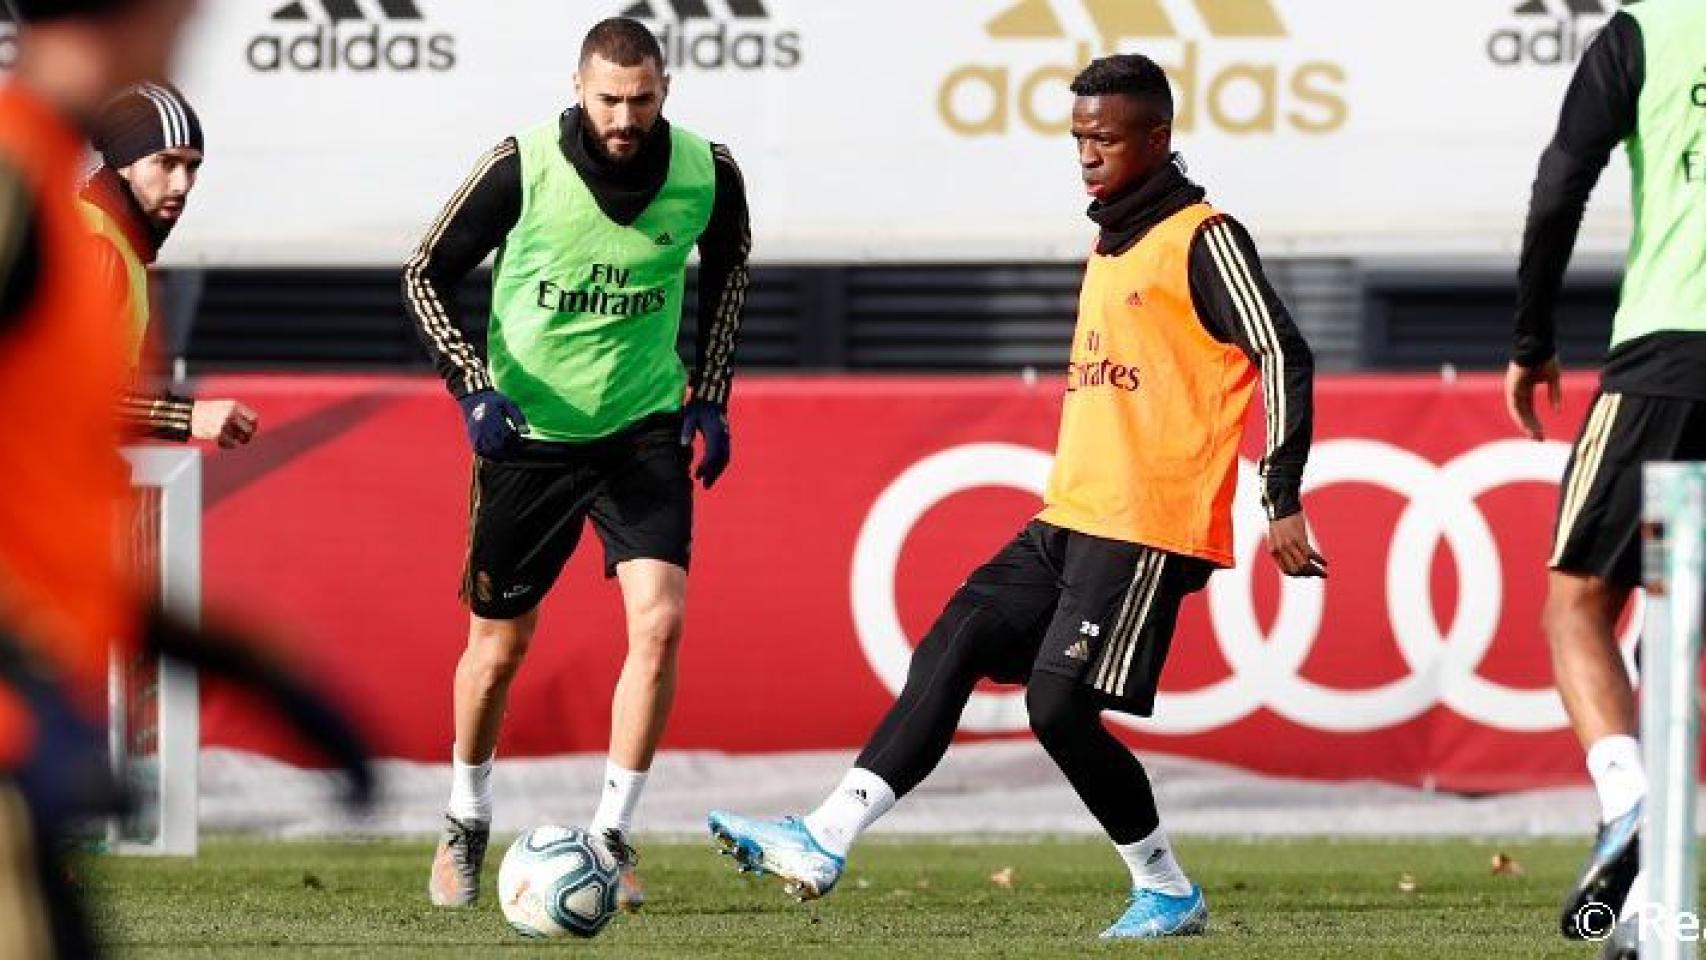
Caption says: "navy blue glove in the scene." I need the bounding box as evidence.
[457,389,528,459]
[680,399,731,489]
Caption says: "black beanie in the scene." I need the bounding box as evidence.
[12,0,140,22]
[91,83,204,170]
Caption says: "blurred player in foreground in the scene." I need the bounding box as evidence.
[404,17,750,910]
[83,82,258,448]
[0,2,368,956]
[1505,0,1706,953]
[710,53,1321,940]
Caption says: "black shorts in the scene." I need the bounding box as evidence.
[951,520,1213,716]
[461,411,692,619]
[1551,391,1706,588]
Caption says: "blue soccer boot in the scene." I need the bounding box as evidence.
[1100,884,1209,939]
[708,810,845,901]
[1562,802,1642,940]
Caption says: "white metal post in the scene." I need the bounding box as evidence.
[117,447,202,857]
[1641,462,1705,960]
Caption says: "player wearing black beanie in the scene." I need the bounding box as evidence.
[87,82,202,252]
[90,81,203,169]
[83,83,258,448]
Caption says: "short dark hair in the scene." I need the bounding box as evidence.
[1070,54,1173,123]
[579,17,665,70]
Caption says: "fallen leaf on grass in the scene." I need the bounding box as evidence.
[1490,853,1526,877]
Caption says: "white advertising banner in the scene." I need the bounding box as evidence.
[132,0,1634,265]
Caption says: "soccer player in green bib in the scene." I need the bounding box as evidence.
[1505,0,1706,951]
[402,17,750,911]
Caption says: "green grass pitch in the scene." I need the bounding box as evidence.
[87,836,1611,958]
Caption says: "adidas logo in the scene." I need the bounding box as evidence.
[988,0,1286,44]
[623,0,770,20]
[1487,0,1621,67]
[850,788,870,806]
[247,0,457,74]
[939,0,1347,139]
[273,0,426,24]
[1512,0,1612,15]
[655,232,675,246]
[621,0,801,72]
[1064,639,1092,662]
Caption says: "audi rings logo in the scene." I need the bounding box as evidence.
[850,440,1641,738]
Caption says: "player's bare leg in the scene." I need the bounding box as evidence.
[594,559,687,910]
[1547,572,1636,749]
[1546,571,1644,937]
[608,560,687,771]
[430,610,539,907]
[454,611,540,765]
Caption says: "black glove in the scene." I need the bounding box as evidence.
[679,399,731,489]
[457,389,528,459]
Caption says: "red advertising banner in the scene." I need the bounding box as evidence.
[195,373,1619,793]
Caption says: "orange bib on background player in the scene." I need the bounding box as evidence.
[1039,202,1256,567]
[0,83,137,696]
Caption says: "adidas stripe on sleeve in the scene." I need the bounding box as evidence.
[689,143,752,407]
[401,139,521,399]
[1188,214,1315,521]
[119,391,195,442]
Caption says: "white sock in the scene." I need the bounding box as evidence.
[802,768,896,859]
[1116,826,1192,896]
[447,752,493,823]
[1587,735,1647,823]
[589,762,649,835]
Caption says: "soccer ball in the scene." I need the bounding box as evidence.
[497,825,620,939]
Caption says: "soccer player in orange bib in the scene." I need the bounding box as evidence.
[0,2,200,955]
[0,3,369,955]
[710,53,1324,940]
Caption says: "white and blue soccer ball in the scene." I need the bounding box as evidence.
[497,825,620,939]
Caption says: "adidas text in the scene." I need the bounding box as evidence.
[248,1,456,74]
[941,0,1347,137]
[1485,0,1616,67]
[624,0,801,72]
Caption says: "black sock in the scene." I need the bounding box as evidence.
[1026,671,1159,844]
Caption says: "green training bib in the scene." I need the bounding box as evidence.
[489,120,715,442]
[1612,0,1706,348]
